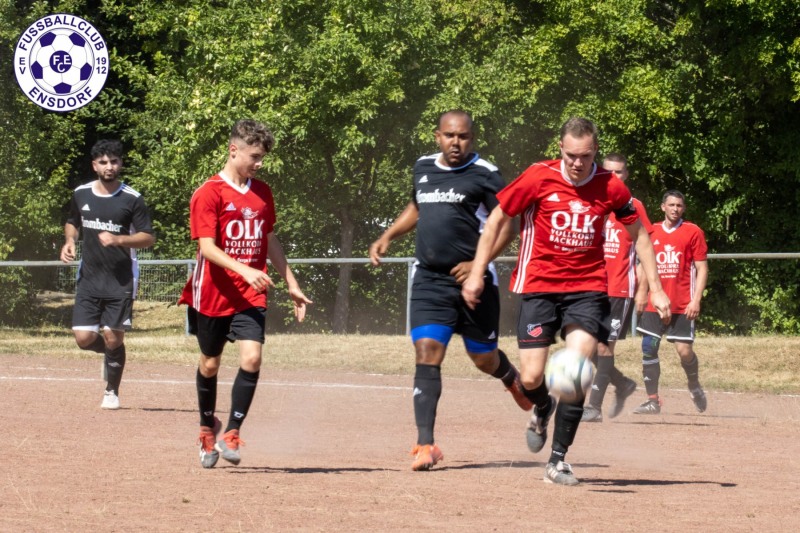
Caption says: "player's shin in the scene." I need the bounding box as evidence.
[105,343,125,393]
[413,364,442,445]
[588,355,614,408]
[641,336,661,396]
[196,369,218,428]
[681,353,701,389]
[549,400,584,465]
[228,368,259,432]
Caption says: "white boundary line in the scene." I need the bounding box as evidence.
[1,373,799,398]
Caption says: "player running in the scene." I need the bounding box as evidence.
[582,153,651,422]
[60,139,155,410]
[369,110,528,472]
[179,119,312,468]
[633,190,709,414]
[462,117,671,486]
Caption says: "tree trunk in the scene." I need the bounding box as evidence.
[332,209,354,333]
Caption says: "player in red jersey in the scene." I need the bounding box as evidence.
[462,118,671,486]
[633,190,709,415]
[179,119,312,468]
[582,153,651,422]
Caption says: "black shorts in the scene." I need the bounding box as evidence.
[72,292,133,332]
[608,296,634,342]
[409,266,499,344]
[188,307,266,356]
[516,291,610,348]
[637,311,695,343]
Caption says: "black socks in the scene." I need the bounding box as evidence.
[413,364,442,445]
[227,368,260,432]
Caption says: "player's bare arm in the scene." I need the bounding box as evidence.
[627,221,671,322]
[450,214,515,284]
[97,230,156,249]
[267,233,313,323]
[685,259,708,320]
[60,223,79,263]
[461,205,511,309]
[369,201,419,266]
[634,262,648,314]
[197,237,271,293]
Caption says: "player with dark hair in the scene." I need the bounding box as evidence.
[179,119,312,468]
[60,139,156,410]
[369,110,527,471]
[633,190,709,414]
[582,152,651,422]
[463,117,671,485]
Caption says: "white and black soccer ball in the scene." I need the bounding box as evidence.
[29,29,94,95]
[544,348,594,403]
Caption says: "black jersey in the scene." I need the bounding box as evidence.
[66,181,154,298]
[412,153,504,273]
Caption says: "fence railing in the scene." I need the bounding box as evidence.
[1,253,798,335]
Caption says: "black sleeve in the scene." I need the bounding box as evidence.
[131,195,154,235]
[65,193,81,228]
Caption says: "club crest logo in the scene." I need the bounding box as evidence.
[14,14,109,112]
[526,324,543,337]
[241,207,258,220]
[569,200,590,214]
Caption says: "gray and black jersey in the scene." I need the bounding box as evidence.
[66,181,154,298]
[412,152,504,273]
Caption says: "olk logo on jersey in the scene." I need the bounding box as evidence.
[225,218,264,240]
[656,244,682,265]
[549,200,599,249]
[603,220,622,255]
[656,244,682,277]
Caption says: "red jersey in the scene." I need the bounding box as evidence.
[178,173,276,316]
[604,198,652,297]
[498,160,638,294]
[645,219,708,314]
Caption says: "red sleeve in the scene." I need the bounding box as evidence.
[497,164,541,217]
[609,178,637,225]
[189,182,219,240]
[633,198,652,233]
[692,226,708,261]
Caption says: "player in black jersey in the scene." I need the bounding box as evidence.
[60,140,155,410]
[369,110,525,471]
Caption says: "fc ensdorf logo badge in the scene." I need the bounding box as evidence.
[14,14,109,112]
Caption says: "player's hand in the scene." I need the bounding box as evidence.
[288,286,313,323]
[461,274,484,310]
[60,242,76,263]
[368,237,390,266]
[97,231,119,247]
[242,268,273,293]
[684,300,701,320]
[450,261,473,285]
[650,289,672,324]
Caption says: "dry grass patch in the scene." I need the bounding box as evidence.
[1,300,798,394]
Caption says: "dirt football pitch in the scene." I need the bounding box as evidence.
[2,352,799,532]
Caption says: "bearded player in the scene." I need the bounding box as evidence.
[633,190,709,415]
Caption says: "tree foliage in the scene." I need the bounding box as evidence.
[1,0,798,333]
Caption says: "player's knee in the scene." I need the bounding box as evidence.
[199,355,221,376]
[642,335,661,359]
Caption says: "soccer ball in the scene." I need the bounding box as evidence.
[544,348,594,403]
[29,29,94,95]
